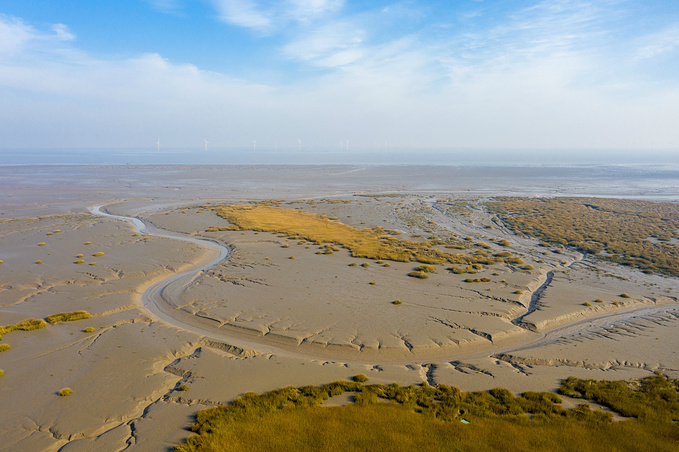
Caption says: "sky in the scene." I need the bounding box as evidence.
[1,0,678,159]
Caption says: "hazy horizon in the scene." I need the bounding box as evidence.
[2,147,679,167]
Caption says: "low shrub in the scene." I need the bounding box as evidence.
[619,293,631,298]
[392,300,402,305]
[353,374,369,383]
[83,327,96,333]
[414,264,436,273]
[46,311,91,324]
[408,271,428,279]
[58,388,73,397]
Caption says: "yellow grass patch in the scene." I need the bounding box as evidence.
[210,204,489,265]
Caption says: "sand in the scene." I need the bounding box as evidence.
[1,165,678,451]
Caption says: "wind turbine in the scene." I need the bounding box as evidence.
[155,138,161,152]
[204,139,209,151]
[298,139,302,151]
[253,139,256,151]
[346,139,349,151]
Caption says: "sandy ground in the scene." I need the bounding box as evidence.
[1,165,678,451]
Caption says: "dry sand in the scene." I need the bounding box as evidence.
[1,165,678,451]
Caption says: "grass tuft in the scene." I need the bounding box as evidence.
[46,311,91,324]
[58,388,73,397]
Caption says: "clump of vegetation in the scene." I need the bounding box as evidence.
[360,262,370,267]
[407,271,429,279]
[288,256,295,260]
[84,241,92,245]
[559,373,679,422]
[0,318,47,339]
[463,277,492,283]
[514,290,523,295]
[83,327,96,333]
[353,374,369,383]
[369,281,375,285]
[208,204,496,266]
[583,302,591,307]
[521,265,534,271]
[175,375,679,452]
[392,300,402,305]
[383,263,391,268]
[414,264,436,273]
[76,254,84,258]
[0,369,3,377]
[74,259,85,264]
[594,299,603,303]
[35,260,42,264]
[38,242,46,246]
[0,344,10,353]
[58,388,73,397]
[92,252,105,257]
[348,263,357,267]
[498,239,511,246]
[619,293,631,298]
[46,311,91,324]
[487,197,679,276]
[178,384,188,391]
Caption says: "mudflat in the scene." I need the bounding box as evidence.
[1,165,678,451]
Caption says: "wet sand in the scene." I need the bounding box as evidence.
[1,165,678,451]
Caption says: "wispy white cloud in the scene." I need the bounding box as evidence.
[286,0,344,22]
[1,3,679,152]
[634,24,679,60]
[0,15,75,57]
[211,0,273,32]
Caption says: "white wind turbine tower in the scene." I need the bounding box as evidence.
[155,138,161,152]
[298,139,302,151]
[252,140,256,151]
[204,139,209,151]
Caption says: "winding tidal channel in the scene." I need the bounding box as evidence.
[89,204,679,366]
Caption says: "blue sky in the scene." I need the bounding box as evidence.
[1,0,678,155]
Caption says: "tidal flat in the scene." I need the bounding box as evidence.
[0,164,678,450]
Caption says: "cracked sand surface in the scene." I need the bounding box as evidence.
[2,166,679,451]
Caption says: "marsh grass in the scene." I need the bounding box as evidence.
[58,388,73,397]
[0,318,47,343]
[0,344,10,352]
[83,327,96,333]
[46,311,91,324]
[407,271,428,279]
[488,197,679,276]
[92,252,105,257]
[175,375,679,452]
[414,264,436,273]
[209,204,493,266]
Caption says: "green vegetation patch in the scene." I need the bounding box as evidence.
[0,318,47,341]
[46,311,91,324]
[58,388,73,397]
[175,375,679,452]
[209,204,494,265]
[487,197,679,276]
